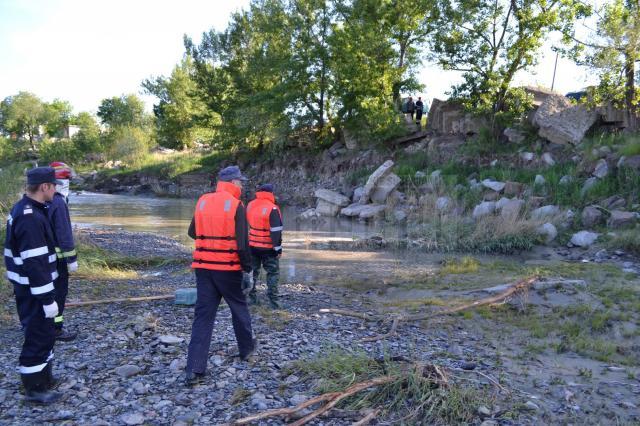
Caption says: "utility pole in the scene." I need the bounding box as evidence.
[551,52,559,91]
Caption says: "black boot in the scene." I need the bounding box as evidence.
[184,370,205,387]
[44,362,59,389]
[55,328,77,342]
[240,337,259,361]
[21,368,62,404]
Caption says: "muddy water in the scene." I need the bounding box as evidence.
[69,192,447,285]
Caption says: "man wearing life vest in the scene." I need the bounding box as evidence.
[184,166,256,386]
[48,161,78,342]
[246,183,283,308]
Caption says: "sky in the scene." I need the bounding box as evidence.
[0,0,599,114]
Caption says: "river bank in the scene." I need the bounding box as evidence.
[0,229,638,425]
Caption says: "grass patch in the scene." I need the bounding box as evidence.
[440,256,480,275]
[230,387,252,405]
[254,306,294,331]
[289,348,492,424]
[606,229,640,256]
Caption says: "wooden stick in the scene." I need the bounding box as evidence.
[66,294,174,308]
[352,409,381,426]
[290,376,395,426]
[232,392,340,425]
[318,308,378,321]
[361,317,400,342]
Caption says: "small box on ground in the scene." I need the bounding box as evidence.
[175,288,197,305]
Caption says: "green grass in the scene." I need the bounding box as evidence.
[440,256,480,275]
[289,348,492,424]
[606,228,640,256]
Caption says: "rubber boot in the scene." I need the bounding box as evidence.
[55,328,77,342]
[248,290,260,306]
[21,368,62,404]
[45,362,58,389]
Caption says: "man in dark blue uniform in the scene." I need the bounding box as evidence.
[48,162,78,341]
[4,167,63,404]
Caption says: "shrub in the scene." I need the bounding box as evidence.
[38,138,81,164]
[104,126,152,166]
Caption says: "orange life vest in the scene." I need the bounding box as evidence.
[191,181,243,271]
[247,191,281,249]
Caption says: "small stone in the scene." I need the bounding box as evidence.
[285,375,300,385]
[531,205,560,220]
[520,152,535,162]
[158,335,184,345]
[608,210,637,229]
[132,381,146,395]
[436,196,452,212]
[115,364,142,378]
[581,177,598,195]
[581,206,604,228]
[472,201,496,219]
[415,171,426,179]
[541,152,555,166]
[534,174,546,186]
[536,223,557,244]
[481,421,498,426]
[559,175,573,185]
[524,401,540,411]
[290,394,308,406]
[210,355,224,367]
[121,413,145,425]
[478,406,491,416]
[593,159,609,179]
[481,179,506,192]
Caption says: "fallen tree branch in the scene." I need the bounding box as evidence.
[352,409,381,426]
[233,376,394,426]
[66,294,174,308]
[322,276,539,342]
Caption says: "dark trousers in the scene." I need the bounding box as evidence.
[15,286,55,382]
[53,263,69,330]
[251,251,280,301]
[186,269,254,374]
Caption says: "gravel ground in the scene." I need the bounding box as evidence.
[0,231,638,425]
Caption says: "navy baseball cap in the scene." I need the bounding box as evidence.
[257,183,274,193]
[218,165,247,182]
[27,167,63,185]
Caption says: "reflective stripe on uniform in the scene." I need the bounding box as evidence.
[270,226,283,232]
[30,282,54,295]
[6,271,29,285]
[49,254,57,263]
[273,246,282,251]
[56,247,77,258]
[54,316,63,323]
[20,246,49,260]
[52,271,59,280]
[19,362,48,374]
[4,249,23,265]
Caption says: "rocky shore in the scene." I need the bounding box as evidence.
[1,230,638,425]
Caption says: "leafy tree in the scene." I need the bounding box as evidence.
[72,112,102,154]
[566,0,640,129]
[0,91,48,150]
[143,57,213,149]
[44,99,73,137]
[431,0,591,130]
[97,94,147,128]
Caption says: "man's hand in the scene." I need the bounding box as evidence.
[241,272,254,296]
[43,301,59,319]
[68,261,78,273]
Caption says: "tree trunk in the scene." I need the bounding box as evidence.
[624,49,638,130]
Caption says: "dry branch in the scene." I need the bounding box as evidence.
[66,294,174,308]
[322,276,538,342]
[351,409,381,426]
[233,376,394,426]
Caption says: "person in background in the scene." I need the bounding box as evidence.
[406,96,415,121]
[246,183,283,308]
[4,167,63,404]
[184,166,257,386]
[415,97,424,130]
[47,161,78,342]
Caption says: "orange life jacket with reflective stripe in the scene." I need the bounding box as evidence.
[247,192,281,249]
[191,181,242,271]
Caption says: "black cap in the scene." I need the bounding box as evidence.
[257,183,274,193]
[218,165,248,182]
[27,167,63,185]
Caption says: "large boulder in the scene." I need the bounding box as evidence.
[531,205,560,220]
[570,231,599,247]
[537,223,558,244]
[472,201,496,219]
[315,188,350,207]
[500,199,525,219]
[340,203,371,217]
[503,128,525,143]
[316,199,342,217]
[426,135,466,164]
[608,210,638,229]
[359,160,394,204]
[481,179,506,192]
[358,204,387,219]
[532,94,598,145]
[581,206,604,228]
[504,181,525,197]
[371,173,401,204]
[619,155,640,172]
[427,98,487,134]
[436,196,453,212]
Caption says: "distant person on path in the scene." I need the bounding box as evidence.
[184,165,256,386]
[246,183,283,308]
[4,167,63,404]
[405,96,415,121]
[48,161,78,342]
[415,97,424,129]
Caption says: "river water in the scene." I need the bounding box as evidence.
[69,192,448,287]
